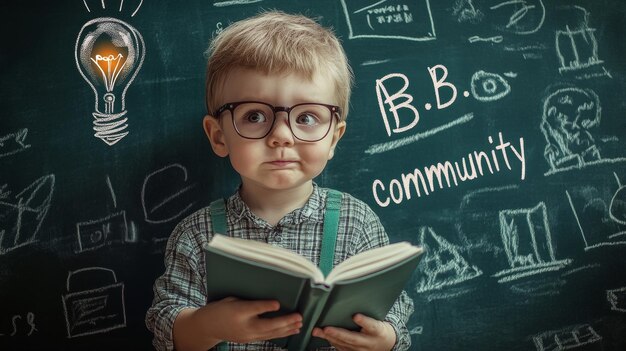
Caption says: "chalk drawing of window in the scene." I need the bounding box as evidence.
[340,0,436,41]
[61,267,126,338]
[533,324,602,351]
[566,172,626,250]
[607,287,626,313]
[415,227,482,293]
[540,87,603,175]
[492,203,572,283]
[75,211,128,253]
[555,7,603,74]
[0,129,31,159]
[0,175,55,255]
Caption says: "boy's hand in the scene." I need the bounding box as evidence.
[312,314,396,351]
[205,297,303,344]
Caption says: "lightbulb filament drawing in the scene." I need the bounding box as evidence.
[92,53,126,97]
[76,17,145,146]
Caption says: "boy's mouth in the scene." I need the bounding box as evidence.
[269,160,297,167]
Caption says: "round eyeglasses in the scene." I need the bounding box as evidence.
[214,101,341,142]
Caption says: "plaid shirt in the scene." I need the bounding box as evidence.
[146,183,414,351]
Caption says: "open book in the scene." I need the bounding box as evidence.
[205,234,423,351]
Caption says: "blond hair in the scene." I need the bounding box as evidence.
[205,11,354,120]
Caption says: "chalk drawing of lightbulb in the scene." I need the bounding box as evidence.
[75,18,145,146]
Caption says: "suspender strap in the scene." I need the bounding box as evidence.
[210,199,229,351]
[210,198,227,235]
[319,189,342,278]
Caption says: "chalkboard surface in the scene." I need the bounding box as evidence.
[2,1,626,350]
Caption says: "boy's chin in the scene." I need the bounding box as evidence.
[243,178,314,192]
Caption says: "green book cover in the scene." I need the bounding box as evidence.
[204,235,423,351]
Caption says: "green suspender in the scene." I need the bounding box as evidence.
[210,199,228,351]
[208,189,342,350]
[319,189,342,277]
[210,198,227,235]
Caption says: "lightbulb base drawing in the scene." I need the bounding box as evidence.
[75,17,145,146]
[93,110,129,146]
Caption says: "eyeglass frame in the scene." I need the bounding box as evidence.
[214,100,342,142]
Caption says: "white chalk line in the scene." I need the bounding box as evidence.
[365,113,474,155]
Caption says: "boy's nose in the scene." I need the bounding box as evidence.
[266,113,294,147]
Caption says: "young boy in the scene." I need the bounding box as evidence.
[146,11,414,351]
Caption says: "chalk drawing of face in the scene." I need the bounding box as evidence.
[540,87,601,168]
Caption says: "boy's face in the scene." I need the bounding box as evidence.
[203,67,346,194]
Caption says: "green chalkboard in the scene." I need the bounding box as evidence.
[1,1,626,350]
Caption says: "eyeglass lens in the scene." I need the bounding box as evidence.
[231,103,333,141]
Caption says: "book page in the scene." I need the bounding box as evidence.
[208,234,325,283]
[326,242,423,285]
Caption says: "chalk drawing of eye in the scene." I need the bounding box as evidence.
[470,71,511,102]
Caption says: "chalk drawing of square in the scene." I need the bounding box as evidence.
[340,0,436,41]
[533,324,602,351]
[556,26,603,73]
[76,211,128,253]
[0,175,55,255]
[566,175,626,250]
[61,267,126,338]
[607,287,626,312]
[492,203,571,283]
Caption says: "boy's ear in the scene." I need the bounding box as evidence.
[203,115,229,157]
[328,120,346,160]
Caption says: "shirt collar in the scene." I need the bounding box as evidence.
[226,182,326,227]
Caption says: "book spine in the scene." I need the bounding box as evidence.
[287,282,331,351]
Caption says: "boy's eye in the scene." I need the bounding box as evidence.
[244,111,268,123]
[295,113,320,126]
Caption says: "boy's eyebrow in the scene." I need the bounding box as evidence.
[223,97,329,106]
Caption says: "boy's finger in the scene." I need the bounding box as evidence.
[243,299,281,314]
[267,319,303,335]
[253,316,302,341]
[220,296,239,302]
[255,313,302,333]
[312,327,323,337]
[352,313,383,334]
